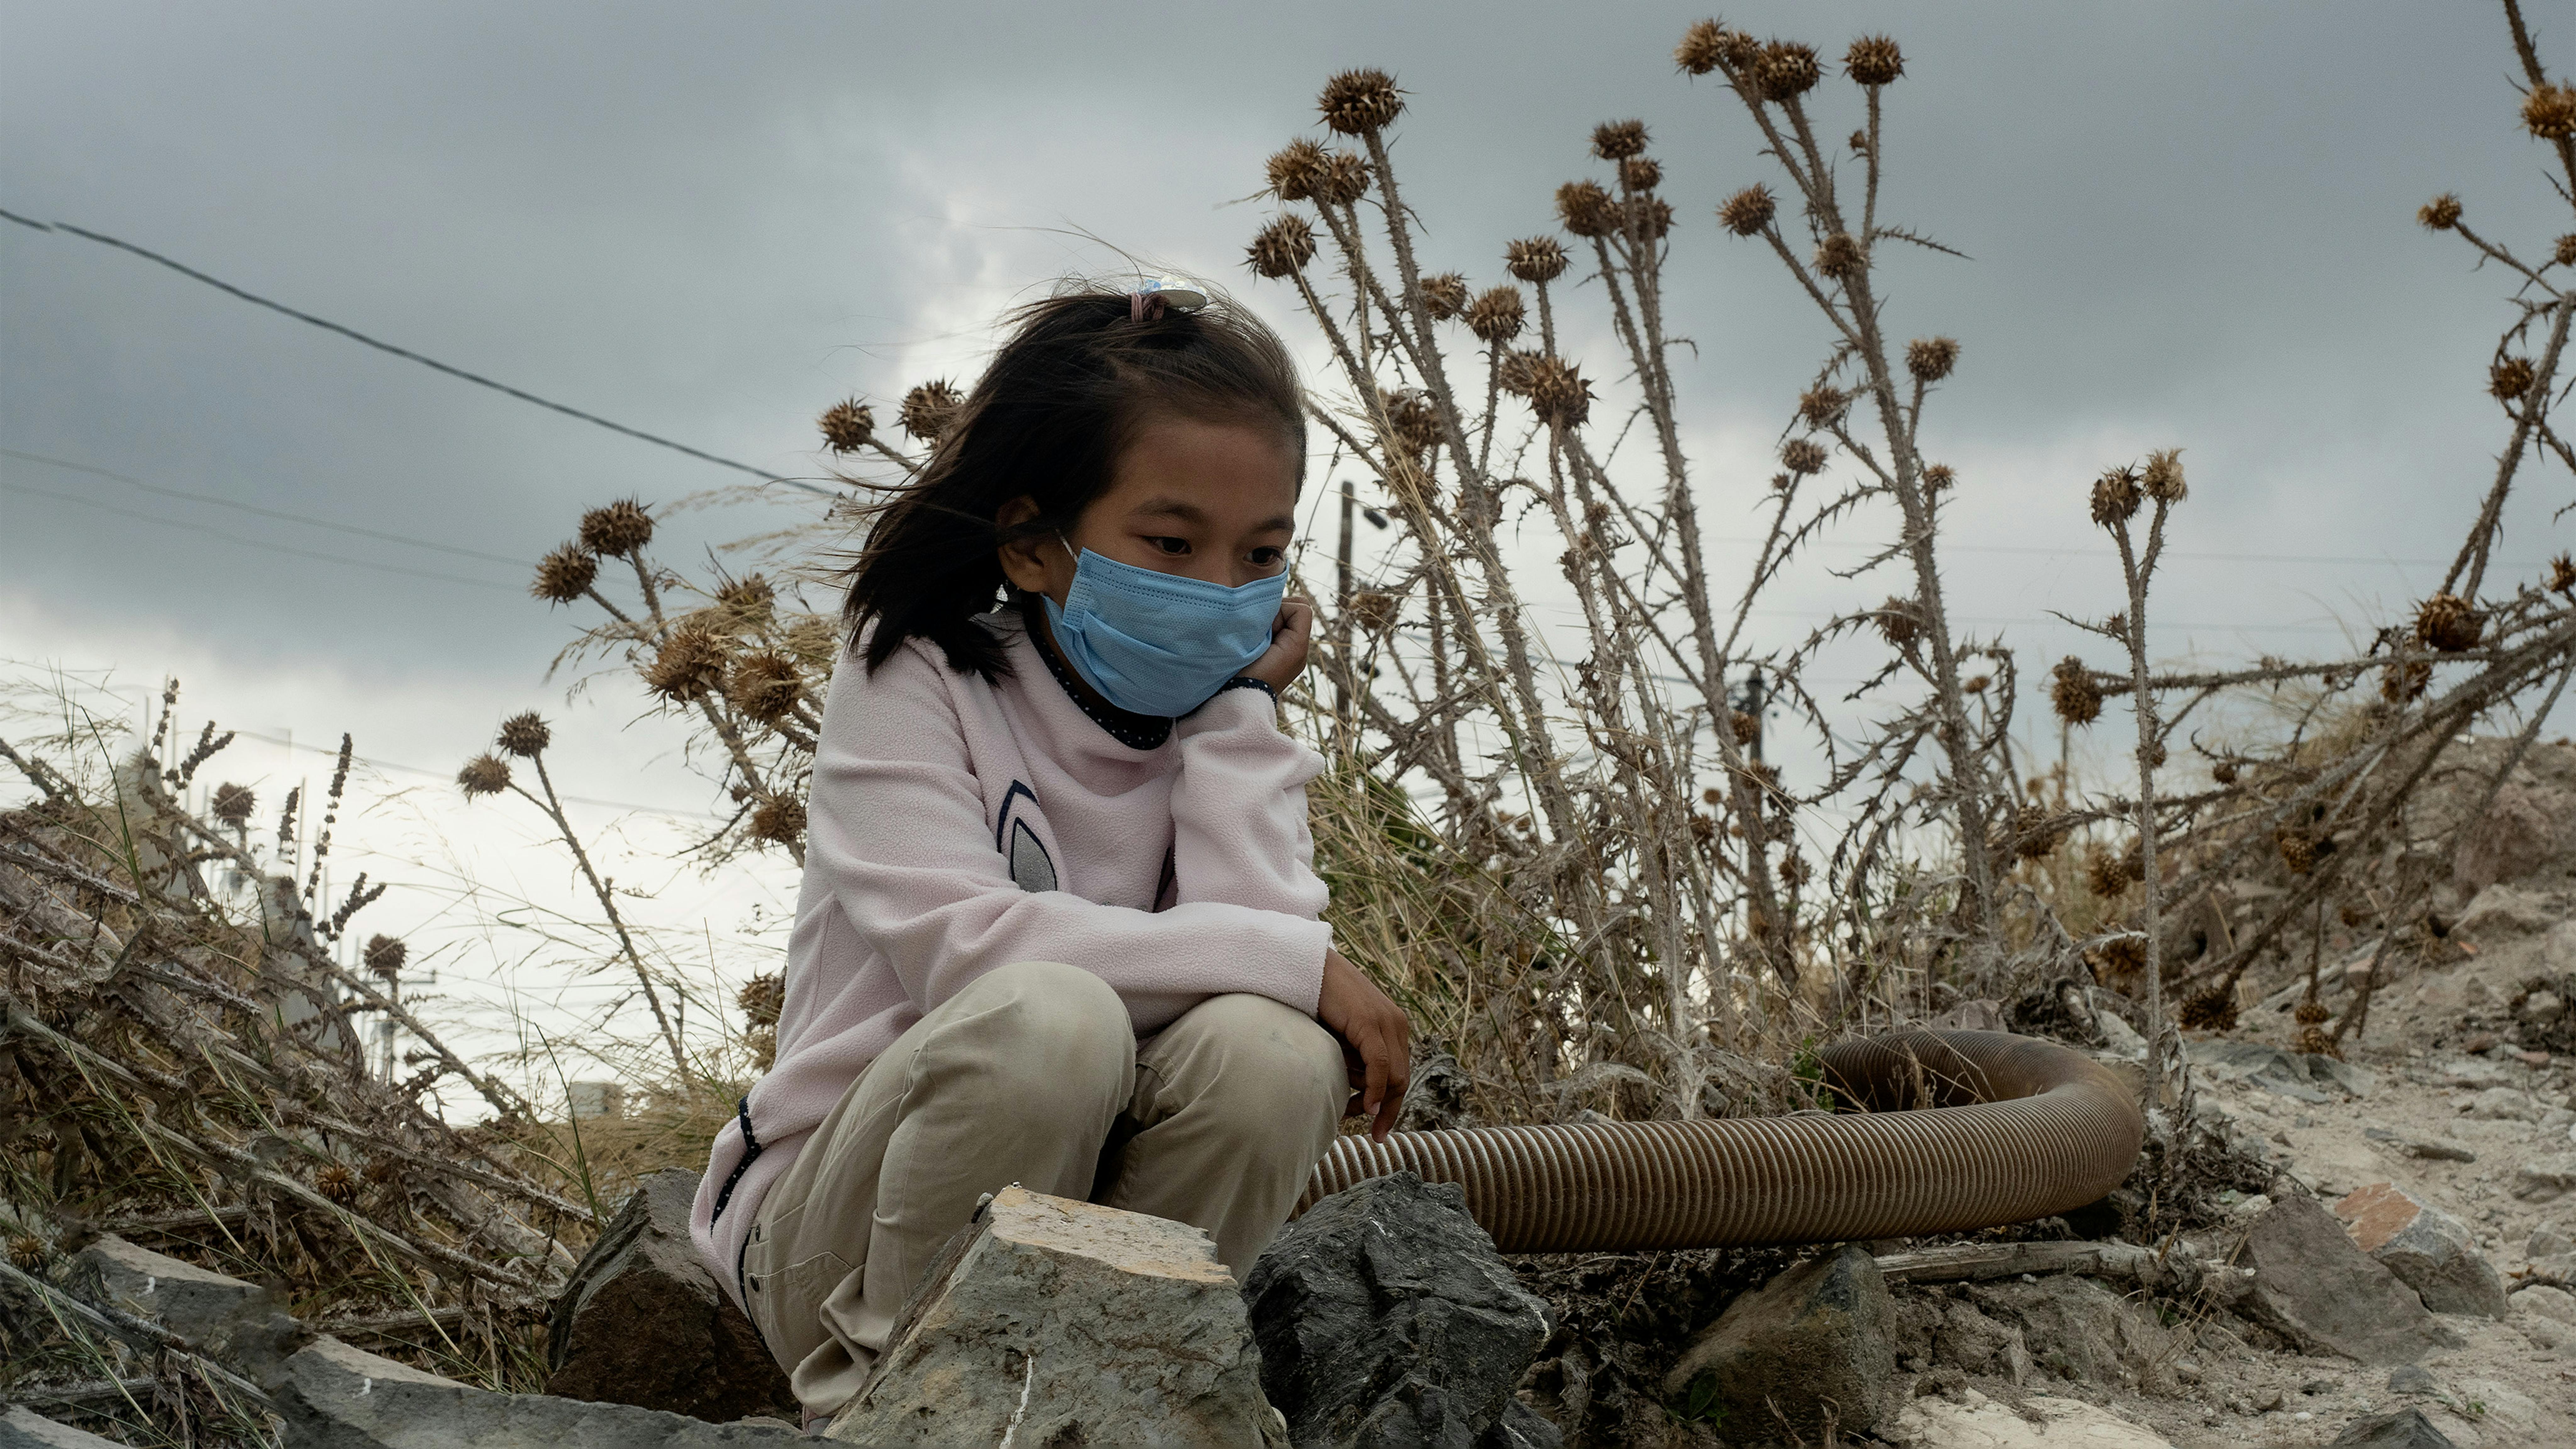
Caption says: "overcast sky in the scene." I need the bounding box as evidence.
[5,2,2571,1087]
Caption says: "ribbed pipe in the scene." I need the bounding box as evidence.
[1297,1030,2144,1253]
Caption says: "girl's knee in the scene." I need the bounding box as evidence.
[1179,996,1348,1127]
[934,961,1132,1098]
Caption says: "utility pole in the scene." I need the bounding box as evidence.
[1334,478,1356,725]
[1737,666,1768,764]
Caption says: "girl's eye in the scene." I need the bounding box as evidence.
[1146,536,1190,556]
[1249,547,1285,568]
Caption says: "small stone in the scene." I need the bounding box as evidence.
[2238,1196,2462,1365]
[2529,1224,2574,1258]
[1664,1245,1897,1441]
[2519,1283,2576,1326]
[2327,1408,2455,1447]
[829,1187,1282,1446]
[2511,1152,2576,1203]
[2333,1183,2511,1317]
[2463,1086,2540,1121]
[2302,1379,2337,1395]
[67,1235,290,1379]
[1245,1171,1555,1449]
[275,1335,802,1447]
[1,1406,129,1447]
[2256,1389,2285,1413]
[2386,1363,2436,1395]
[2456,883,2558,941]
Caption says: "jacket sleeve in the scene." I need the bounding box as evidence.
[805,646,1329,1026]
[1166,686,1332,923]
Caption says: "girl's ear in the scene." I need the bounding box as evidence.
[995,495,1052,593]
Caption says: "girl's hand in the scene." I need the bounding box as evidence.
[1316,947,1411,1142]
[1241,598,1315,693]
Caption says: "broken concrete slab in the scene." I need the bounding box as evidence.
[66,1234,289,1378]
[0,1406,129,1449]
[2187,1040,2374,1103]
[2334,1184,2510,1318]
[825,1186,1282,1447]
[1663,1245,1896,1442]
[273,1335,804,1447]
[1245,1170,1556,1449]
[2236,1195,2462,1365]
[547,1168,794,1422]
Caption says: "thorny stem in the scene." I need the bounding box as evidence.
[2443,294,2572,602]
[517,754,688,1077]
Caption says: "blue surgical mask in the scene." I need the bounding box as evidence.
[1040,543,1287,717]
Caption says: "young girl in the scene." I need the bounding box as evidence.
[690,282,1413,1422]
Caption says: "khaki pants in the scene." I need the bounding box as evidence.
[740,959,1347,1419]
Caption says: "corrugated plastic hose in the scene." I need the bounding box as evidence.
[1296,1030,2146,1253]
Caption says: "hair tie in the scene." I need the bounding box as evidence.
[1128,277,1209,323]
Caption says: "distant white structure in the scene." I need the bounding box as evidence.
[568,1081,626,1120]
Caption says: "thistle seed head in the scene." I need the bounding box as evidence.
[1266,139,1330,202]
[1350,591,1399,631]
[2548,551,2576,595]
[1729,711,1758,744]
[1464,286,1526,344]
[2212,760,2240,786]
[2051,657,2103,725]
[1755,41,1823,101]
[2491,355,2537,401]
[457,753,511,798]
[1923,463,1957,490]
[2090,466,2142,527]
[2294,1024,2341,1059]
[1497,348,1544,396]
[1780,438,1829,475]
[1319,68,1404,135]
[2096,935,2146,984]
[2557,234,2576,267]
[2011,804,2060,861]
[7,1233,50,1271]
[819,399,874,453]
[1874,594,1923,647]
[1633,197,1676,241]
[1718,185,1777,237]
[2418,192,2463,230]
[900,381,964,443]
[1316,150,1371,206]
[2294,997,2330,1026]
[2179,985,2239,1032]
[579,499,654,558]
[364,933,408,977]
[2140,447,2188,502]
[647,625,730,702]
[749,794,807,846]
[1675,19,1731,75]
[315,1162,360,1205]
[1619,157,1662,192]
[496,711,551,759]
[211,781,256,827]
[2085,849,2129,899]
[717,573,775,620]
[1845,34,1904,86]
[2412,592,2482,652]
[2522,80,2576,142]
[1849,129,1871,154]
[726,650,804,725]
[1382,388,1444,455]
[1557,180,1618,238]
[533,543,599,604]
[738,972,785,1028]
[1717,28,1763,71]
[1505,236,1569,283]
[1591,119,1650,160]
[1964,673,1989,692]
[1419,271,1469,321]
[1797,386,1849,427]
[1813,232,1865,280]
[1906,336,1960,383]
[1247,214,1318,279]
[2276,826,2317,875]
[1524,356,1594,428]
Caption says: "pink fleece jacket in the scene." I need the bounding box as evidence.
[689,606,1334,1307]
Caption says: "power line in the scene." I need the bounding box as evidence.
[1,478,519,590]
[0,205,832,497]
[2,447,528,566]
[225,727,723,820]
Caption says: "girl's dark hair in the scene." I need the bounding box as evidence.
[842,286,1306,679]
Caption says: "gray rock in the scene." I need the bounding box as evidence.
[274,1335,804,1447]
[2326,1407,2456,1448]
[66,1234,291,1378]
[2462,1086,2540,1121]
[2452,780,2573,895]
[1663,1246,1896,1442]
[1244,1171,1555,1449]
[828,1186,1283,1447]
[1962,1275,2164,1390]
[2512,1152,2576,1203]
[2386,1363,2437,1395]
[2454,883,2559,941]
[2187,1039,2371,1103]
[2333,1183,2511,1318]
[2237,1195,2462,1364]
[0,1406,128,1448]
[548,1168,793,1422]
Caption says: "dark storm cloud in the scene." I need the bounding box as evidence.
[3,0,2567,689]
